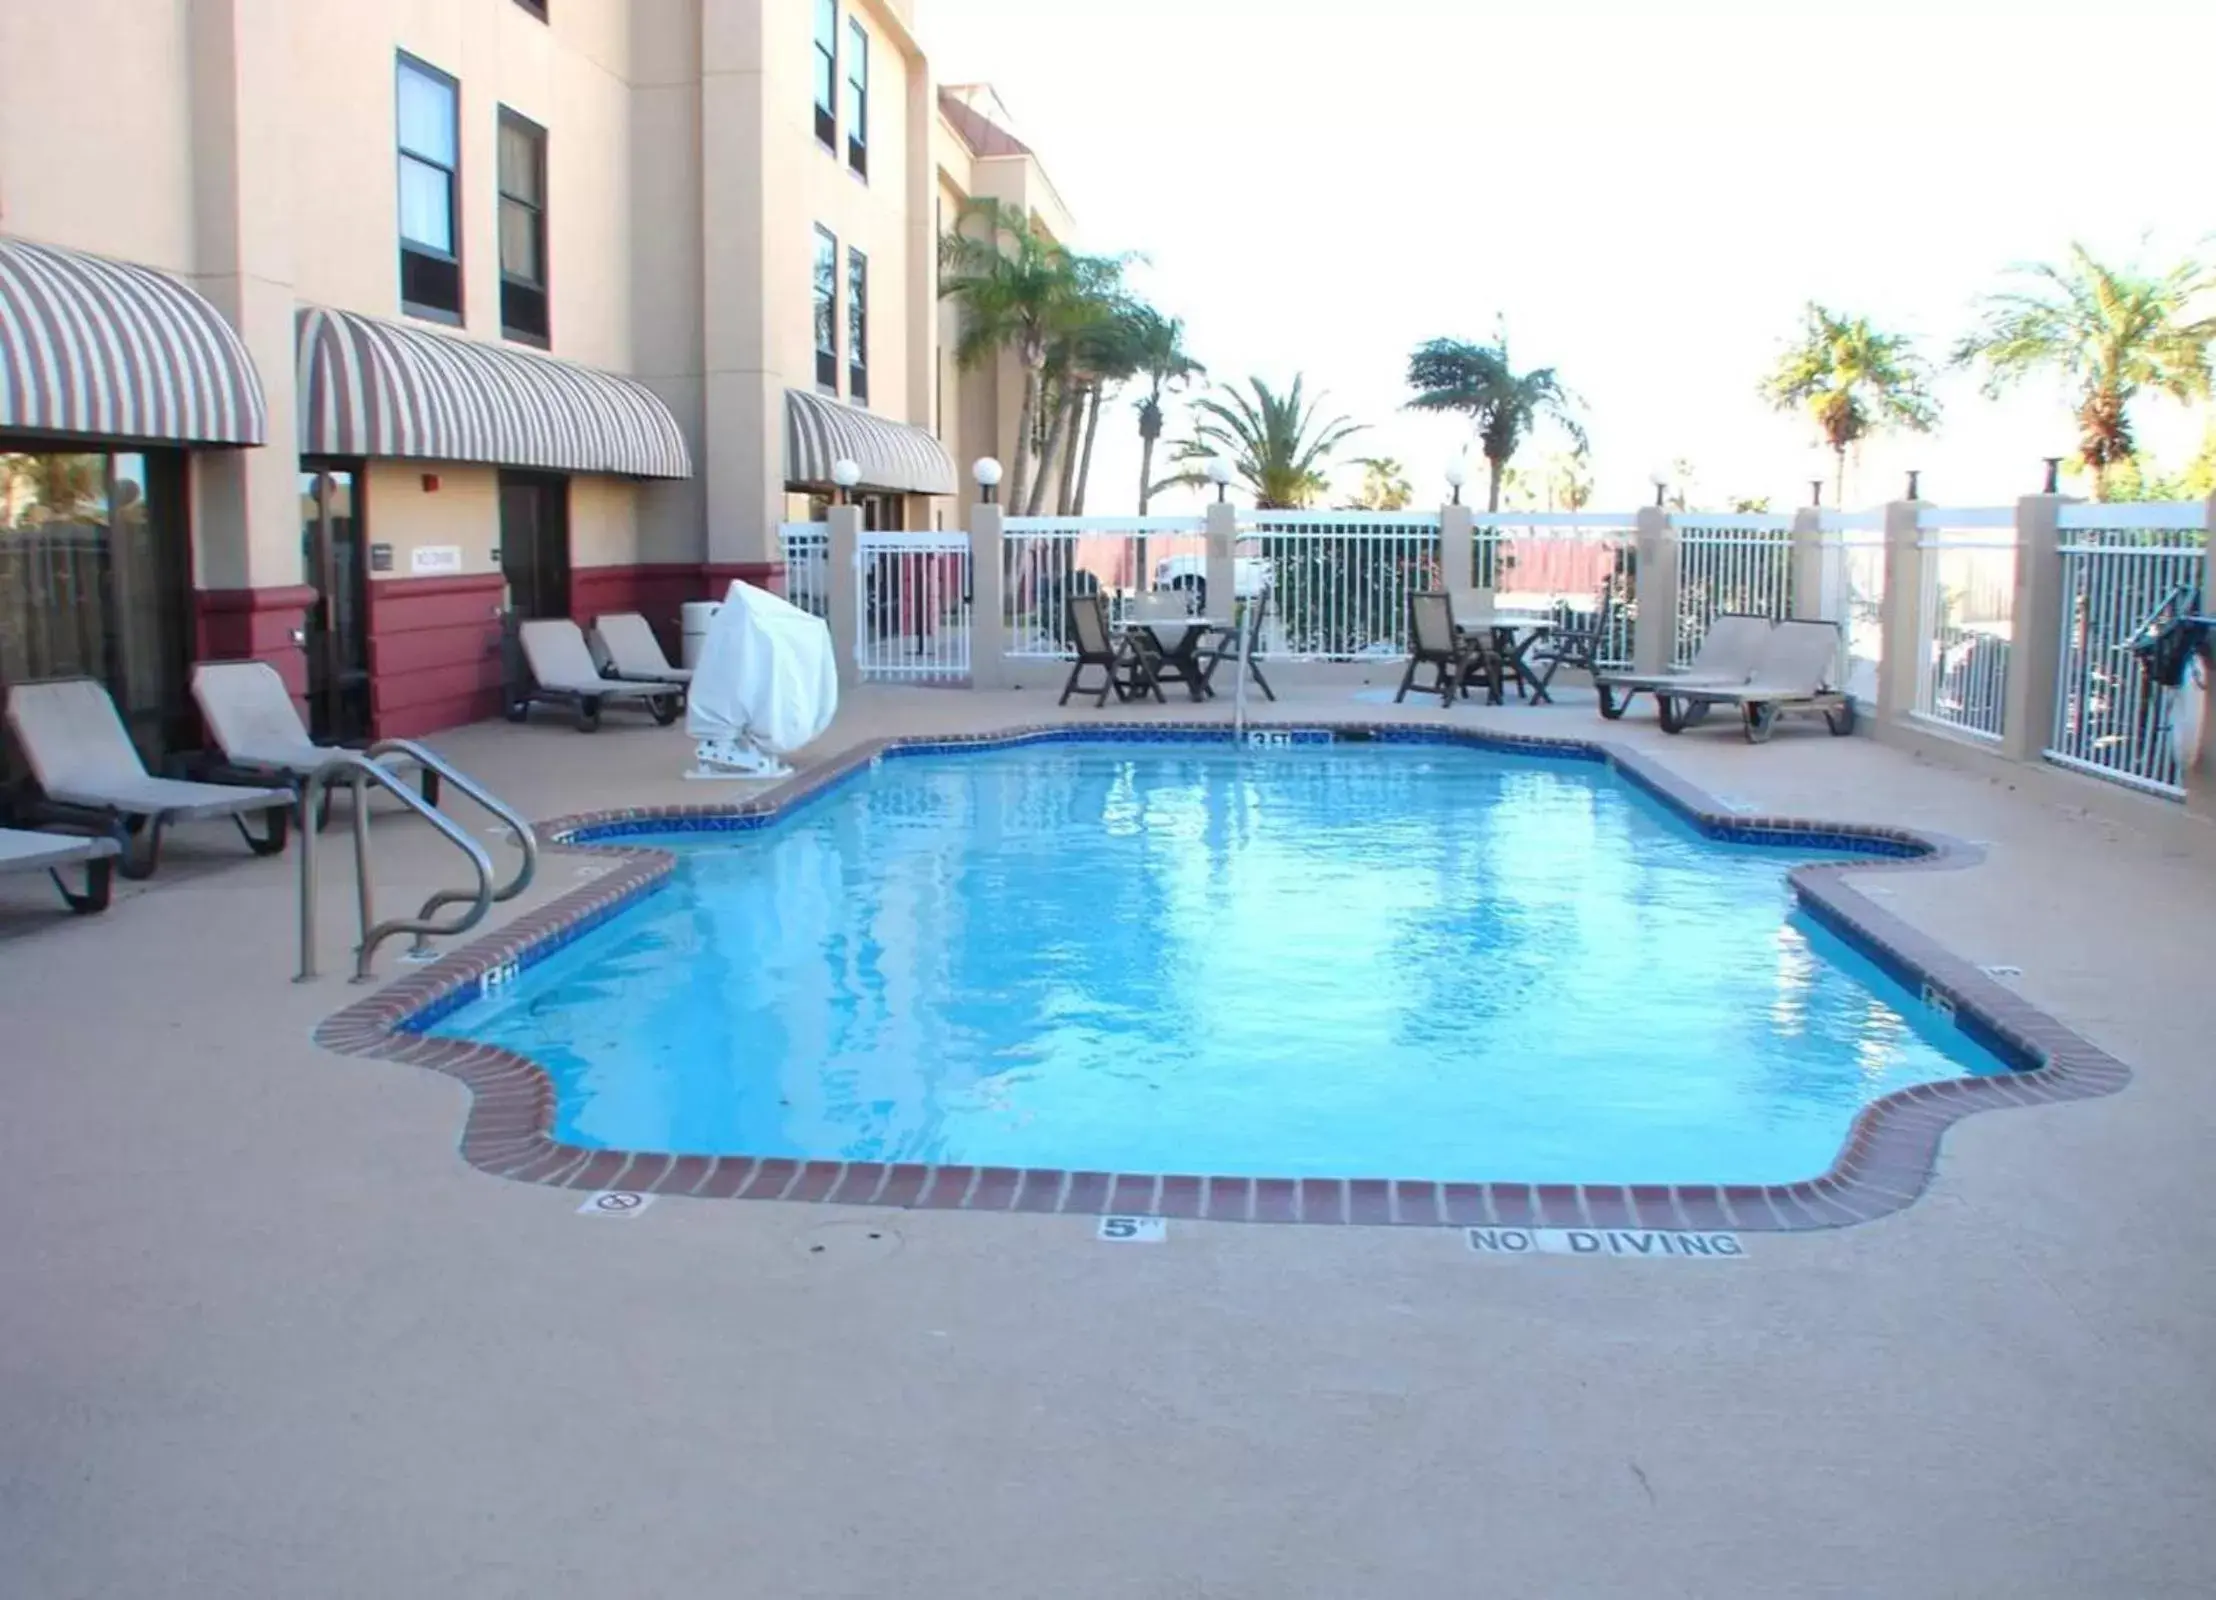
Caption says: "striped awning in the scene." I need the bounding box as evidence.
[785,388,957,496]
[0,236,267,446]
[296,305,691,479]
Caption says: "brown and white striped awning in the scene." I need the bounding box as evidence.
[785,388,957,496]
[296,305,691,479]
[0,235,267,446]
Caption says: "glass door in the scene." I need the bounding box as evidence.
[300,465,369,742]
[498,471,571,619]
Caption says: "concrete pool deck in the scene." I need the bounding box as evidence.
[4,681,2214,1597]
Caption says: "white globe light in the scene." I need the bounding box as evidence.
[831,458,863,490]
[1205,456,1235,487]
[1444,459,1469,490]
[972,456,1003,488]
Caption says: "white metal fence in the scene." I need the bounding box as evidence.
[779,522,830,619]
[1912,507,2017,741]
[1474,513,1637,669]
[1239,512,1441,660]
[1000,515,1206,657]
[1671,514,1795,668]
[2047,502,2209,798]
[856,529,972,682]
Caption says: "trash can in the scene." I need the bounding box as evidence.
[681,600,722,669]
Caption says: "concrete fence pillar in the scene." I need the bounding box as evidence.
[1999,494,2068,763]
[1876,499,1924,722]
[968,501,1008,691]
[1439,502,1478,594]
[826,503,862,691]
[1631,505,1677,675]
[2188,492,2216,819]
[1789,505,1830,622]
[1204,500,1237,618]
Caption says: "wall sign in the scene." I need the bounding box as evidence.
[411,544,464,575]
[368,543,394,573]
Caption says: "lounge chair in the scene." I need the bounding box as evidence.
[4,678,291,878]
[1395,591,1499,708]
[0,826,120,913]
[191,661,440,825]
[1654,618,1855,742]
[1198,587,1277,702]
[1593,613,1773,722]
[1059,592,1162,707]
[591,612,692,690]
[509,618,684,732]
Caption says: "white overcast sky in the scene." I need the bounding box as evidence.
[921,0,2215,513]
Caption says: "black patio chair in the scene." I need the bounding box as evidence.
[1059,592,1164,707]
[1523,590,1619,698]
[1395,591,1498,708]
[1198,588,1277,702]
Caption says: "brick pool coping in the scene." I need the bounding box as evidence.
[312,721,2131,1231]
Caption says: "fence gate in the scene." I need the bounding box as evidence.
[855,530,972,682]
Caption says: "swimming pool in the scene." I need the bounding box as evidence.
[432,739,2015,1187]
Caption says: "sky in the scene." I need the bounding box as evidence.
[920,0,2215,515]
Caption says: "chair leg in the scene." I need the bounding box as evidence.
[234,805,290,858]
[119,815,164,880]
[1251,659,1277,702]
[1394,657,1419,704]
[51,855,113,914]
[1059,659,1085,706]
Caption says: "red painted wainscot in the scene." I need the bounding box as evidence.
[366,572,508,740]
[194,584,319,713]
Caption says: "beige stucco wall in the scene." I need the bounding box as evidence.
[363,463,502,584]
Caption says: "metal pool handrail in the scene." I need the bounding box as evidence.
[366,738,540,957]
[296,752,495,984]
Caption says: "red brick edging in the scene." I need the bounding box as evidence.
[312,722,2131,1230]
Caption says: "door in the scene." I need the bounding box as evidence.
[300,465,369,742]
[498,471,571,620]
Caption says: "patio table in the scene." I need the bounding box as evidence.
[1456,613,1558,706]
[1117,616,1226,701]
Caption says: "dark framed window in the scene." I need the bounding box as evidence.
[813,227,839,392]
[396,54,461,321]
[847,248,868,405]
[846,19,869,177]
[498,109,549,345]
[812,0,837,151]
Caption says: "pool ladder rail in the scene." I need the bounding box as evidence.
[294,740,538,984]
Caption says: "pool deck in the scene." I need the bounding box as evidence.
[4,680,2214,1598]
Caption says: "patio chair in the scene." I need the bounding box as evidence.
[1198,587,1277,702]
[1592,613,1773,722]
[591,612,692,690]
[509,618,684,732]
[0,826,120,913]
[1524,590,1620,696]
[4,678,291,879]
[1395,591,1499,708]
[1654,618,1854,743]
[191,661,440,828]
[1059,592,1162,707]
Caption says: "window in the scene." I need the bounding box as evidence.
[498,110,549,344]
[812,0,837,150]
[511,0,547,18]
[813,227,839,392]
[847,248,868,405]
[396,54,461,321]
[846,19,869,177]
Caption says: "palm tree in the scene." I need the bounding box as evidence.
[1125,309,1204,515]
[1404,332,1585,512]
[938,199,1126,516]
[1348,457,1413,511]
[1761,304,1939,506]
[1161,375,1364,509]
[1953,244,2215,499]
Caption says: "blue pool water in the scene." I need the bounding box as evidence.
[437,741,2010,1185]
